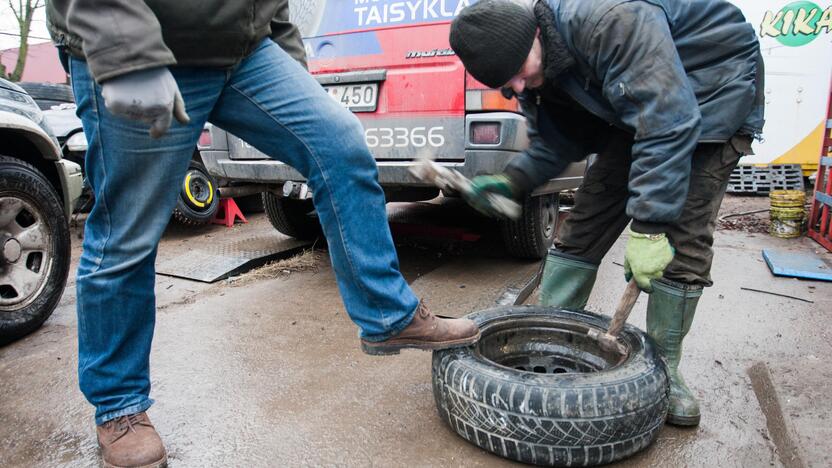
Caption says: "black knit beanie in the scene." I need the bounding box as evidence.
[450,0,538,88]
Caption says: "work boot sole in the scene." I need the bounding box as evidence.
[666,412,701,427]
[102,453,167,468]
[360,331,481,356]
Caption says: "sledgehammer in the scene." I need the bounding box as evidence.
[409,157,522,220]
[587,279,641,355]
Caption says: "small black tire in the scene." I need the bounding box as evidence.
[172,160,220,226]
[432,306,669,466]
[262,192,323,241]
[18,82,74,110]
[0,155,71,345]
[500,193,559,259]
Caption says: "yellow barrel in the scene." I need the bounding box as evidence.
[769,190,804,208]
[769,190,805,238]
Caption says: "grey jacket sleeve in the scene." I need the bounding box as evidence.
[504,94,586,196]
[582,2,702,232]
[270,0,308,69]
[65,0,175,83]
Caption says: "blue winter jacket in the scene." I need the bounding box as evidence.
[504,0,764,230]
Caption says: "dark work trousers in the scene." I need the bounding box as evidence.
[556,131,749,286]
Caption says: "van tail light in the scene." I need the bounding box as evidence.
[197,128,212,148]
[470,122,501,145]
[465,89,520,112]
[465,73,520,112]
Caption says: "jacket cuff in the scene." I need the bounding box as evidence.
[503,166,535,198]
[630,220,669,235]
[93,57,177,84]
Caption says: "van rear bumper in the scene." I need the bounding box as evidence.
[201,148,584,195]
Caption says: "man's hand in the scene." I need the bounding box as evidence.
[624,228,674,291]
[463,174,517,218]
[101,67,190,138]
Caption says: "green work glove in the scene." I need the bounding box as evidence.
[623,228,674,292]
[463,174,516,218]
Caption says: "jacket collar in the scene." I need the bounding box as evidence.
[534,0,574,83]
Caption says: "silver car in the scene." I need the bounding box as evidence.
[0,78,83,345]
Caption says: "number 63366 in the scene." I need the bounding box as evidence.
[364,126,445,148]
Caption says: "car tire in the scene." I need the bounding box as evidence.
[0,155,71,345]
[500,193,559,260]
[262,192,323,241]
[432,306,669,467]
[17,82,74,110]
[172,160,220,226]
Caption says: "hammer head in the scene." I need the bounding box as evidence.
[587,329,627,355]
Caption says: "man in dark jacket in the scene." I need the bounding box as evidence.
[450,0,764,427]
[47,1,479,466]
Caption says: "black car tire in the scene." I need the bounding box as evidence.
[262,192,323,241]
[432,306,669,467]
[0,155,71,345]
[18,82,74,110]
[500,193,559,260]
[172,160,220,226]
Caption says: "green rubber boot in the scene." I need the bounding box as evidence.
[647,279,703,426]
[539,251,598,309]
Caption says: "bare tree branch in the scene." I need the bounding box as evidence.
[7,0,45,80]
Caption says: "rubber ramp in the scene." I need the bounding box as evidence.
[156,235,312,283]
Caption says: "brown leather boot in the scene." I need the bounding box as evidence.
[361,301,480,355]
[96,412,167,468]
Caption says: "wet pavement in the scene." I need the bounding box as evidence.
[1,196,830,467]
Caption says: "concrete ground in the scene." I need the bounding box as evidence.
[1,195,830,467]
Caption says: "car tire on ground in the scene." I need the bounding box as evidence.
[0,155,71,345]
[262,192,323,241]
[500,193,559,259]
[432,306,668,467]
[17,82,74,110]
[172,160,220,226]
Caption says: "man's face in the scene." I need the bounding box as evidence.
[503,33,544,95]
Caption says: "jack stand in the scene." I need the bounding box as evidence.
[212,198,248,227]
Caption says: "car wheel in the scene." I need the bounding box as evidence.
[172,160,220,226]
[432,306,669,466]
[0,155,71,345]
[262,192,323,241]
[500,193,559,259]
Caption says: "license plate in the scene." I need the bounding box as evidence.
[324,83,378,112]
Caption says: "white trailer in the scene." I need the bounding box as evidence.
[733,0,832,175]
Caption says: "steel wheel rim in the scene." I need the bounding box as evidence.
[0,196,54,310]
[475,316,624,375]
[541,196,557,240]
[182,170,214,211]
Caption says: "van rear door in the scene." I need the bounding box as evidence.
[291,0,472,161]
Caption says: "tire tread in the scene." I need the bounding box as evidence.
[500,194,558,260]
[432,307,668,466]
[262,192,322,240]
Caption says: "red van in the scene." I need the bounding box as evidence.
[200,0,585,259]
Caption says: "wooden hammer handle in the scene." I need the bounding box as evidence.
[606,279,641,338]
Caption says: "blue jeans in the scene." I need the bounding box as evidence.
[70,39,419,424]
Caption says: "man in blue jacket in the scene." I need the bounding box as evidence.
[450,0,764,426]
